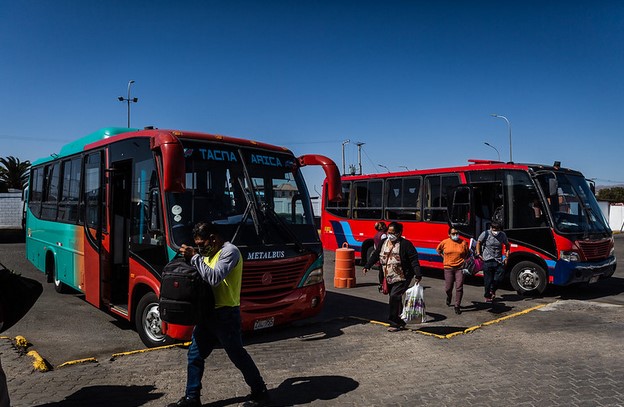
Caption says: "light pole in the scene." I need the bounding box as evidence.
[118,80,138,128]
[483,142,501,161]
[341,139,350,175]
[399,166,409,171]
[490,114,512,162]
[378,164,390,173]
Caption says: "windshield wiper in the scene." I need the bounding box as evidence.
[260,202,308,254]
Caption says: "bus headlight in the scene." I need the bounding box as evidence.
[303,268,324,286]
[560,251,580,262]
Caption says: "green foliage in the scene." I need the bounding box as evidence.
[0,156,31,190]
[597,187,624,203]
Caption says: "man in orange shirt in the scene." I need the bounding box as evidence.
[436,228,469,314]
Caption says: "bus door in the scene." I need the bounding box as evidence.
[83,151,106,308]
[449,181,504,239]
[106,159,132,314]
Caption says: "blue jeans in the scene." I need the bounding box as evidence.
[483,259,505,297]
[185,306,265,399]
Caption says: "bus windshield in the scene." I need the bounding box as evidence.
[537,172,610,235]
[165,140,317,248]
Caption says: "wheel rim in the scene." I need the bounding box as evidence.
[516,267,542,291]
[142,302,165,343]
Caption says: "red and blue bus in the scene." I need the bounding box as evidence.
[321,159,616,295]
[25,127,341,347]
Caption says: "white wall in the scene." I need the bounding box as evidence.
[0,190,24,229]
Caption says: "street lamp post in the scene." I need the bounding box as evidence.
[490,114,512,162]
[483,142,501,161]
[118,80,138,128]
[341,139,350,175]
[378,164,390,173]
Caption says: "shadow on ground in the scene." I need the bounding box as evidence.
[35,385,163,407]
[204,375,359,407]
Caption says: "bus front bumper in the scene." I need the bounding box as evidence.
[551,256,617,286]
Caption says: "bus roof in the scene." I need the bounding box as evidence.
[31,127,294,166]
[339,159,583,181]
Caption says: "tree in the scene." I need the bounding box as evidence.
[0,156,31,190]
[597,187,624,203]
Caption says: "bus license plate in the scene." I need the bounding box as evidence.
[589,275,600,284]
[253,317,274,330]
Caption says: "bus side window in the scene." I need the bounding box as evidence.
[28,167,44,218]
[325,181,351,218]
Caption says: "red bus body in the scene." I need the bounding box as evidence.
[26,127,340,347]
[321,160,616,294]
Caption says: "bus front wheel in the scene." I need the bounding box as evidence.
[135,292,175,348]
[510,261,547,295]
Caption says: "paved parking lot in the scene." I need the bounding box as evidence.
[1,235,624,406]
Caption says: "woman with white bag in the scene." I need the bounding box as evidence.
[362,222,422,332]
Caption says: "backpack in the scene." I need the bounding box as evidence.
[159,257,215,326]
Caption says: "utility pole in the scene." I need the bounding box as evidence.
[355,142,365,175]
[341,139,350,175]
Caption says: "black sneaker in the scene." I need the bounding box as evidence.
[445,295,452,306]
[167,396,201,407]
[454,306,462,315]
[243,388,270,407]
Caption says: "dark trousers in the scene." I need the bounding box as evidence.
[388,279,410,327]
[483,260,505,297]
[185,306,265,399]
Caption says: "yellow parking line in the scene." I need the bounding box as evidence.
[110,341,191,360]
[57,358,98,368]
[349,302,549,339]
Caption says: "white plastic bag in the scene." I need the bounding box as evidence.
[400,283,426,323]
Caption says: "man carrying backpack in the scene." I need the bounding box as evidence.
[168,222,269,407]
[475,221,510,303]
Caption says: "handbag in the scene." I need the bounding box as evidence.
[400,283,426,323]
[0,262,43,333]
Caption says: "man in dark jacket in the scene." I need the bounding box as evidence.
[363,222,422,331]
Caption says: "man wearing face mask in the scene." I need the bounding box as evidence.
[362,222,422,331]
[170,222,269,407]
[437,228,469,314]
[475,222,510,303]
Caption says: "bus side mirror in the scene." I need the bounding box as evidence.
[151,133,186,193]
[297,154,342,202]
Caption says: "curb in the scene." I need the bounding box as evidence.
[1,335,52,372]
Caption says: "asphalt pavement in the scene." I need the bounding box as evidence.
[1,233,624,406]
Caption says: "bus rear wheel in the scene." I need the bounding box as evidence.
[135,292,174,348]
[510,261,547,295]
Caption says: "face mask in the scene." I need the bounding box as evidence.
[387,234,398,242]
[491,230,500,236]
[199,244,215,256]
[451,234,460,241]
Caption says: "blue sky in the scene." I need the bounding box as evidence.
[1,1,623,194]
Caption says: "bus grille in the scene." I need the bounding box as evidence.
[576,239,611,261]
[241,256,311,298]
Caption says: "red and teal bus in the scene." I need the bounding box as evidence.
[321,159,616,295]
[25,127,341,347]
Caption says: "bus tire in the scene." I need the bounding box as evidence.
[135,292,174,348]
[48,255,68,294]
[510,261,547,295]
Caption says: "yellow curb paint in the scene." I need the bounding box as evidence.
[57,358,98,368]
[27,350,49,372]
[14,336,28,348]
[110,341,192,360]
[349,302,549,339]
